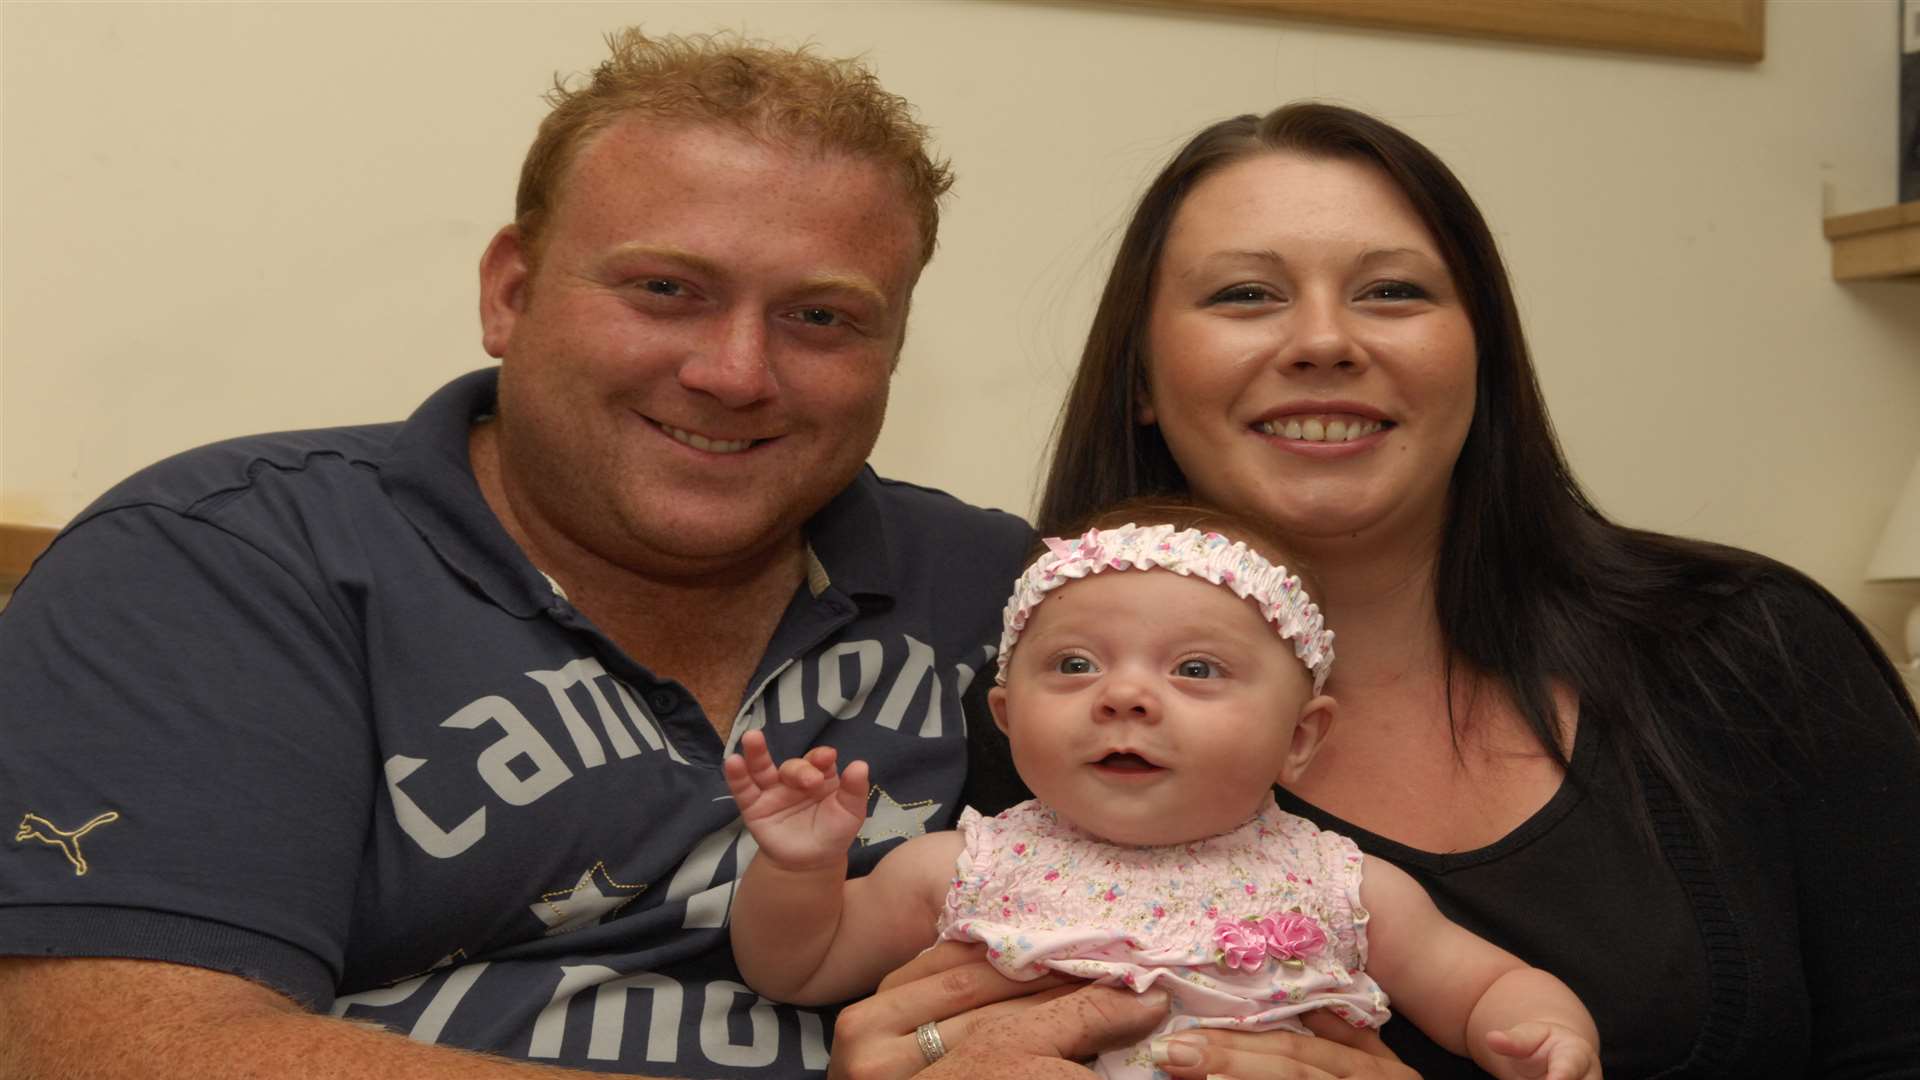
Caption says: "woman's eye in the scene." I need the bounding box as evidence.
[1361,280,1426,301]
[1057,656,1094,675]
[1175,659,1215,679]
[1207,284,1275,305]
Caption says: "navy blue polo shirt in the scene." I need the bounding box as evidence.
[0,368,1032,1076]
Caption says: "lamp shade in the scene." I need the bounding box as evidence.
[1868,455,1920,582]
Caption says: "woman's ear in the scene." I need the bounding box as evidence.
[987,685,1012,735]
[1135,375,1158,426]
[1277,695,1338,785]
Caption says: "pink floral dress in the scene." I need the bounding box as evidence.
[937,798,1390,1079]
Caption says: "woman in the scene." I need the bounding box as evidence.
[829,103,1919,1079]
[1025,103,1919,1075]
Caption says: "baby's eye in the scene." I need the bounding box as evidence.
[1057,656,1095,675]
[1174,659,1216,679]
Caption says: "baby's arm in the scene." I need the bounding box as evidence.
[1360,858,1600,1080]
[725,730,961,1005]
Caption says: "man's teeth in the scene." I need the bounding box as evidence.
[661,423,754,454]
[1258,417,1386,442]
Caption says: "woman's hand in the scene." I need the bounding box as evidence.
[1147,1009,1421,1080]
[828,942,1168,1080]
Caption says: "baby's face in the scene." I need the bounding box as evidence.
[988,570,1329,846]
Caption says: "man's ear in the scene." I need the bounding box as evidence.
[1277,694,1337,785]
[987,685,1012,736]
[478,225,532,359]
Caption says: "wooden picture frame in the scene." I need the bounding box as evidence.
[1110,0,1765,62]
[1,523,58,591]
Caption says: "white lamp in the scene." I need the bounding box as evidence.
[1867,455,1920,669]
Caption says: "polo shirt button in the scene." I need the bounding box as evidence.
[648,689,679,714]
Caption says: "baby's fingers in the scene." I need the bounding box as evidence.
[1490,1023,1599,1080]
[1485,1024,1551,1076]
[777,752,834,792]
[737,730,782,784]
[720,753,761,807]
[802,744,841,775]
[1542,1038,1600,1080]
[836,759,872,815]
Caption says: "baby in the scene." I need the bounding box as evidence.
[725,505,1600,1079]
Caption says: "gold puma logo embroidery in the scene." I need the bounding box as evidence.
[15,811,120,876]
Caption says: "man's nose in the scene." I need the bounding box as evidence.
[677,311,777,407]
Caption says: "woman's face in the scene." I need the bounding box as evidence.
[1140,152,1477,554]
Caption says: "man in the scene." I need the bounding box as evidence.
[0,29,1169,1078]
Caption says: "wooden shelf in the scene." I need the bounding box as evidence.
[1825,200,1920,281]
[2,523,59,590]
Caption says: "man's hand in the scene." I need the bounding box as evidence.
[1485,1022,1600,1080]
[829,942,1166,1080]
[723,730,870,870]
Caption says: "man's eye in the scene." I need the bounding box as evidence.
[1175,659,1215,679]
[794,307,843,327]
[1057,656,1094,675]
[640,279,683,296]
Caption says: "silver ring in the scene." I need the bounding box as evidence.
[914,1020,947,1065]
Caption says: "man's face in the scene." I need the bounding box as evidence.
[479,118,923,578]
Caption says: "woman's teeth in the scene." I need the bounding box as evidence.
[1257,417,1385,443]
[661,423,754,454]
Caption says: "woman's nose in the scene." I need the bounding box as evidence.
[1283,294,1367,374]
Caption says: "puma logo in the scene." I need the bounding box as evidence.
[15,811,120,876]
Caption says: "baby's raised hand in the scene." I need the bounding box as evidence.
[1485,1022,1600,1080]
[722,730,871,872]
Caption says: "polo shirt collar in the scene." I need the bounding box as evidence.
[379,367,899,617]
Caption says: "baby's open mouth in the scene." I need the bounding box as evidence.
[1096,752,1159,772]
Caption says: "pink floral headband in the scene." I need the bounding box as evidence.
[996,522,1334,692]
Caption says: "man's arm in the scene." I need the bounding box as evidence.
[0,957,657,1080]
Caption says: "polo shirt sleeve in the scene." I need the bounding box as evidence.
[0,504,372,1008]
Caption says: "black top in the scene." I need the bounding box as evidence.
[1276,575,1920,1077]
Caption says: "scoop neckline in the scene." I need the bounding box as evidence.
[1271,713,1599,876]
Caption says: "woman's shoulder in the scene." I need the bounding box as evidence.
[1625,539,1916,744]
[1619,534,1875,662]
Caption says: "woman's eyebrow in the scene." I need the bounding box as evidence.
[1356,246,1438,266]
[1179,249,1286,279]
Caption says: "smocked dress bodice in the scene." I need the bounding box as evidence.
[937,797,1389,1078]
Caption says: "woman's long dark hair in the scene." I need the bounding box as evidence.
[1039,103,1918,833]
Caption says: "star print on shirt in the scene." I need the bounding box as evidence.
[530,861,648,936]
[856,786,942,846]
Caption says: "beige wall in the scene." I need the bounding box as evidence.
[4,0,1918,650]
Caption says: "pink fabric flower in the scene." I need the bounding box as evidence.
[1214,921,1268,970]
[1215,912,1329,972]
[1258,912,1328,963]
